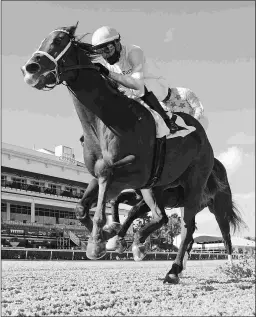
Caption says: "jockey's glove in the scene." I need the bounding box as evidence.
[94,63,109,77]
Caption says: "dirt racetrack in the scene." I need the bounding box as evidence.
[2,260,255,316]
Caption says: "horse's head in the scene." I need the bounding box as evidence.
[21,23,97,90]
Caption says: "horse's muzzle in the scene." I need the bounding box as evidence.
[25,62,41,74]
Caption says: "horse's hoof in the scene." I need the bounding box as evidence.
[106,236,127,253]
[106,235,119,251]
[132,243,149,261]
[103,222,122,239]
[178,271,184,278]
[163,274,180,284]
[86,239,106,260]
[115,238,128,254]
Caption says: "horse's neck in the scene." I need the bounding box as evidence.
[67,58,138,135]
[69,90,98,132]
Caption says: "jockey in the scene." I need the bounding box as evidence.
[90,25,181,133]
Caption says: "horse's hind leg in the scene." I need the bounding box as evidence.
[109,189,142,223]
[132,187,168,261]
[208,198,233,264]
[163,160,212,284]
[164,198,199,284]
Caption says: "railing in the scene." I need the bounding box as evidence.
[3,220,48,227]
[1,247,244,261]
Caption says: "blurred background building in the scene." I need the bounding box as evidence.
[1,142,133,250]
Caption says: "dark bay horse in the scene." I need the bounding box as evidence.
[21,23,241,283]
[108,158,245,273]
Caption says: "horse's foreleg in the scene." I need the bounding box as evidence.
[115,200,150,253]
[75,178,99,233]
[110,198,121,224]
[132,188,168,261]
[104,191,138,236]
[106,195,148,253]
[118,200,149,238]
[86,175,111,260]
[178,207,194,277]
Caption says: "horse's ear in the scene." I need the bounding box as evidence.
[69,21,79,37]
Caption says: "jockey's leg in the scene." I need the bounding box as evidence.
[141,90,182,134]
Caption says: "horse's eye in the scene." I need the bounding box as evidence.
[54,38,62,45]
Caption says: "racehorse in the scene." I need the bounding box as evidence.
[21,23,243,283]
[107,157,245,275]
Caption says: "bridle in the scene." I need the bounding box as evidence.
[30,29,99,90]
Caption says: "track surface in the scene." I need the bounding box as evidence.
[2,260,255,316]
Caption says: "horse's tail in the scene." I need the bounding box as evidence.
[206,158,246,234]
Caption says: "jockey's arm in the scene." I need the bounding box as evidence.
[187,91,204,120]
[192,103,204,120]
[193,107,203,120]
[108,47,145,95]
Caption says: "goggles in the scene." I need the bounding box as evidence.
[93,42,116,54]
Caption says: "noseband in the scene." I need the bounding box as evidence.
[31,29,99,90]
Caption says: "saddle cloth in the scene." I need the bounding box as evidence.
[138,99,196,139]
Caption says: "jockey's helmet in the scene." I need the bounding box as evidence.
[92,26,120,47]
[92,26,121,65]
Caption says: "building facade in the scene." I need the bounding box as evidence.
[1,142,133,248]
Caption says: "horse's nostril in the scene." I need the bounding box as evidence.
[25,62,41,74]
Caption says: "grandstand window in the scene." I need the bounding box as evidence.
[49,210,55,217]
[65,186,72,192]
[38,209,45,217]
[21,206,30,214]
[60,211,65,218]
[69,212,76,219]
[12,177,27,184]
[48,183,61,195]
[11,205,19,213]
[31,180,45,187]
[1,202,7,212]
[49,184,61,190]
[53,210,59,217]
[1,175,7,186]
[10,204,30,215]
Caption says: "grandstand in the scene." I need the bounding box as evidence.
[174,232,255,255]
[1,142,133,250]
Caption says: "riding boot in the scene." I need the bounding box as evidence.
[141,89,182,134]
